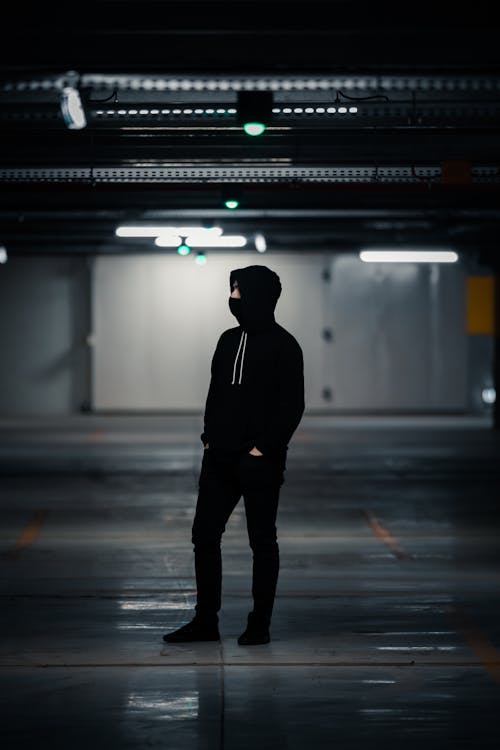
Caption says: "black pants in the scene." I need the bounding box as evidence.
[191,448,286,625]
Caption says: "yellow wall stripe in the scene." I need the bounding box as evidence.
[466,276,495,335]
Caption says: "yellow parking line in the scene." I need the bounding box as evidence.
[88,430,105,441]
[2,510,48,560]
[450,606,500,682]
[362,509,415,561]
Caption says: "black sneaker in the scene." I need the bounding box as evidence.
[237,612,271,645]
[162,617,220,643]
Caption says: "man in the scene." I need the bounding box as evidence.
[163,264,305,645]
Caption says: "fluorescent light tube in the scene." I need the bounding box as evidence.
[116,226,222,238]
[359,250,458,263]
[60,87,87,129]
[254,233,267,252]
[155,235,246,248]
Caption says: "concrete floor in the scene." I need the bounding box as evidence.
[1,413,500,749]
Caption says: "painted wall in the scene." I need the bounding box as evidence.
[325,255,467,410]
[91,252,324,410]
[0,256,89,416]
[0,251,483,416]
[92,252,469,413]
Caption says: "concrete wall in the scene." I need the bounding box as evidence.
[0,251,484,415]
[326,255,467,410]
[0,256,90,416]
[92,252,469,413]
[92,252,325,410]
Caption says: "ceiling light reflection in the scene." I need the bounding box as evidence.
[119,600,193,610]
[126,692,199,720]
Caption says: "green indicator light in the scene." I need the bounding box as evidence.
[177,243,191,255]
[243,122,266,136]
[224,199,239,210]
[195,252,207,265]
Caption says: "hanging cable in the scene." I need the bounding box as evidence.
[87,88,118,103]
[335,89,390,103]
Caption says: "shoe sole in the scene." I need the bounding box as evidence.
[237,638,270,645]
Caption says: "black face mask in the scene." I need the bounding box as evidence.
[228,296,243,323]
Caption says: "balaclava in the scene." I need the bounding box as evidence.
[228,265,282,334]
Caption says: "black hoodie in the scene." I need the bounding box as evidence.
[200,265,305,463]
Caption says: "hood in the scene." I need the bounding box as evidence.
[228,265,282,386]
[229,265,282,334]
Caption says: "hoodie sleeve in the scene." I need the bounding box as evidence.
[253,337,305,455]
[200,337,221,446]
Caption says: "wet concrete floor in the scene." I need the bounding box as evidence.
[1,414,499,748]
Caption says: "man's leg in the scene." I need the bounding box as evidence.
[239,455,284,629]
[163,452,241,643]
[191,451,242,620]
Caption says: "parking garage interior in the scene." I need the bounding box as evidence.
[1,2,500,748]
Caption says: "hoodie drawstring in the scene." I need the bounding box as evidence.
[231,330,247,385]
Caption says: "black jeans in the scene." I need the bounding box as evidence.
[191,447,286,626]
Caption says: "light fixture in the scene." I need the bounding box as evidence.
[0,245,7,264]
[243,123,266,136]
[59,72,87,129]
[156,234,246,248]
[60,87,87,129]
[177,237,191,255]
[237,91,273,136]
[195,252,207,265]
[222,187,241,210]
[115,224,246,248]
[481,387,496,405]
[359,249,459,263]
[116,225,223,238]
[254,233,267,252]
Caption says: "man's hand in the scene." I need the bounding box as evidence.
[204,443,262,455]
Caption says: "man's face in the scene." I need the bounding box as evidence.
[230,280,241,298]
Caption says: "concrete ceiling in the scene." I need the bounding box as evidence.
[1,1,500,266]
